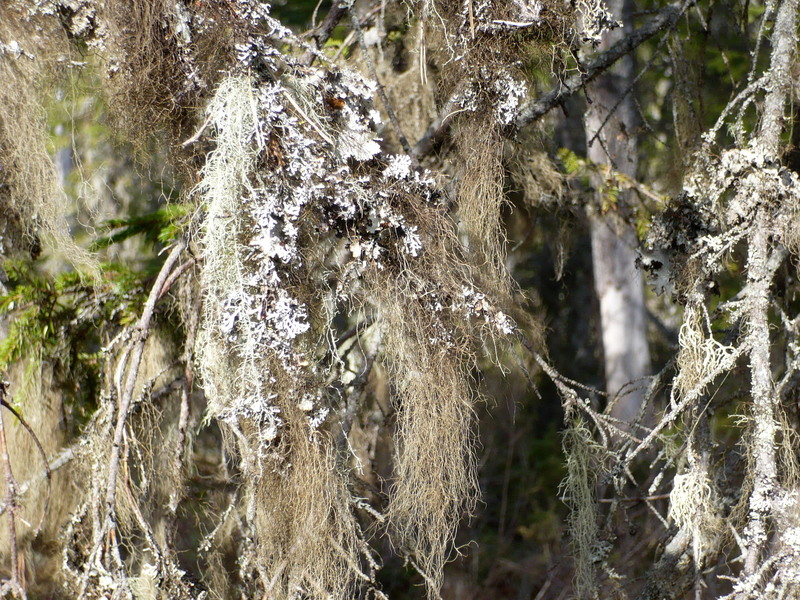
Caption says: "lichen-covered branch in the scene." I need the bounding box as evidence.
[738,0,798,586]
[514,0,691,129]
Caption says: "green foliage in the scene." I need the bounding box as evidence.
[270,0,323,28]
[558,147,583,175]
[0,257,151,425]
[90,204,189,251]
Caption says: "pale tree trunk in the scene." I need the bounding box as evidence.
[740,0,797,579]
[584,0,651,425]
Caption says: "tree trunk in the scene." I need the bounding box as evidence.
[584,0,651,425]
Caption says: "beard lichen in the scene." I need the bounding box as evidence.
[0,3,98,275]
[0,1,559,598]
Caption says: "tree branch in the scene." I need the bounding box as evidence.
[0,382,25,599]
[301,3,348,67]
[513,0,691,130]
[0,400,50,536]
[739,0,798,580]
[100,239,187,544]
[411,0,691,160]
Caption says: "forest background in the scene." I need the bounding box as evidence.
[1,0,799,599]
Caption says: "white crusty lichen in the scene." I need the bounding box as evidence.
[512,0,543,23]
[574,0,619,45]
[383,154,414,180]
[492,71,528,125]
[328,70,383,160]
[196,35,444,438]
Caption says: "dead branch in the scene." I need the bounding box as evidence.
[741,213,778,577]
[99,239,187,545]
[739,0,798,581]
[0,400,50,536]
[301,3,348,67]
[0,381,25,599]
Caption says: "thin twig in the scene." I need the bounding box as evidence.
[0,381,26,599]
[412,93,461,159]
[0,446,74,518]
[0,400,50,536]
[99,239,187,546]
[169,287,202,520]
[310,0,326,29]
[623,342,745,467]
[339,333,381,446]
[585,27,673,152]
[120,451,165,565]
[301,3,348,67]
[349,7,415,158]
[181,112,213,147]
[282,89,335,145]
[598,493,670,503]
[468,0,475,38]
[157,254,201,301]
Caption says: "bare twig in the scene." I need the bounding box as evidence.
[585,28,672,152]
[598,493,670,503]
[338,332,382,456]
[468,0,475,38]
[181,113,214,147]
[158,255,201,301]
[349,7,415,158]
[0,446,74,518]
[120,450,166,565]
[99,239,187,546]
[0,399,50,536]
[412,94,461,159]
[283,89,335,145]
[623,342,745,466]
[0,381,26,599]
[197,489,239,554]
[168,287,202,520]
[301,3,348,67]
